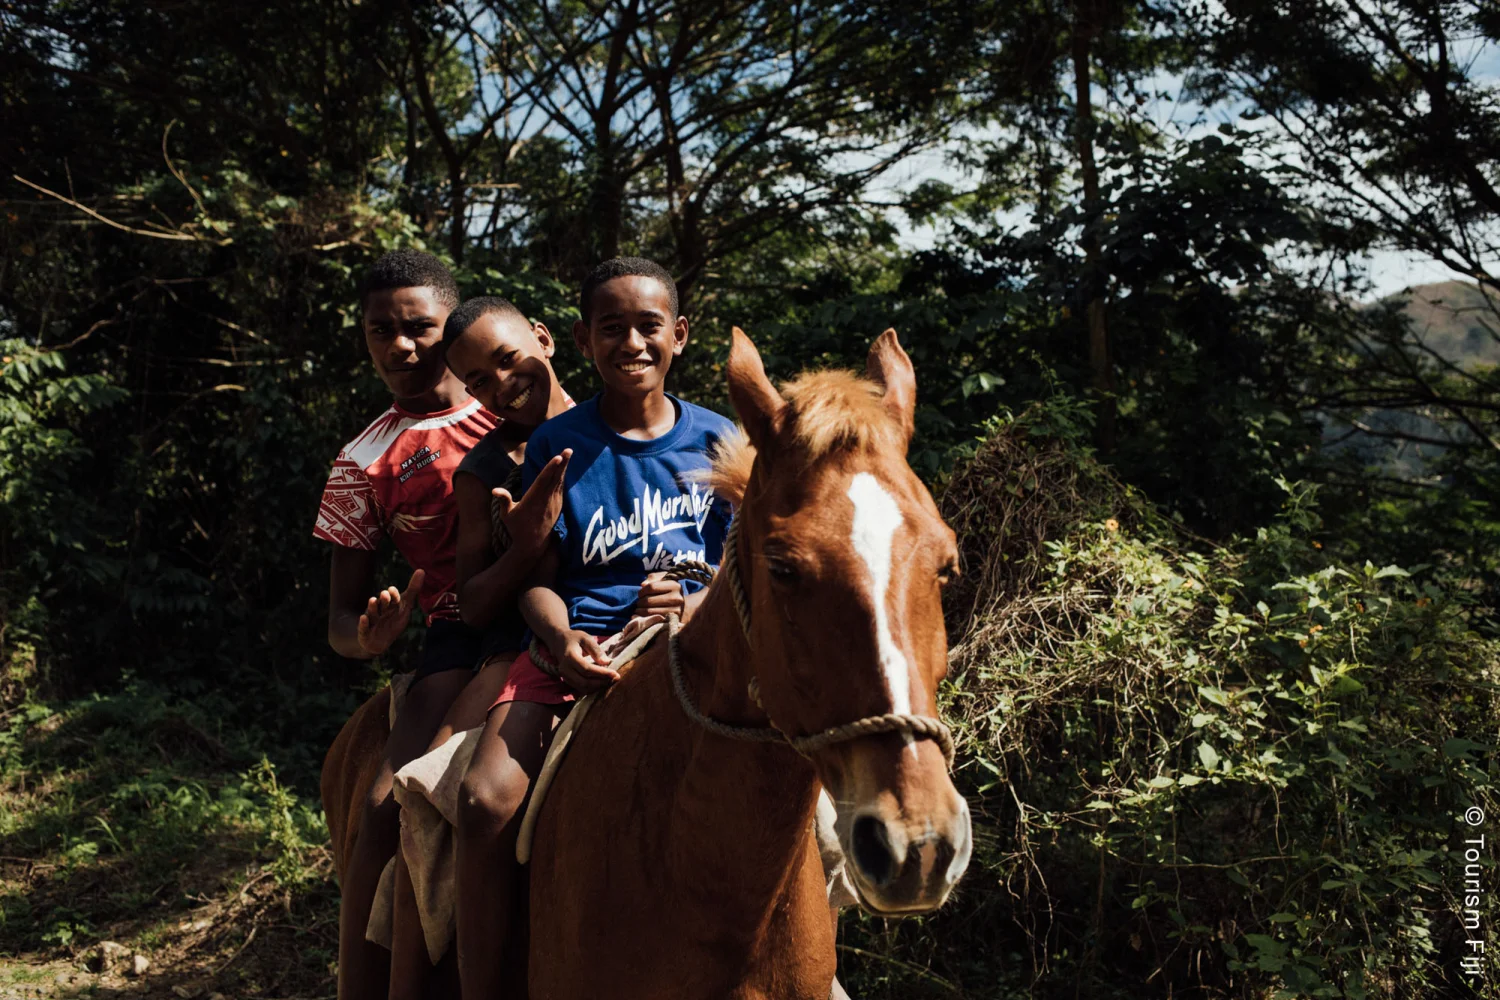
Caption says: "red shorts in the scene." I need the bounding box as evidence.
[491,647,575,709]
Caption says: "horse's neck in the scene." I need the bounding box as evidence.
[665,581,823,927]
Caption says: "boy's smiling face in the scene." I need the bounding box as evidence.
[573,275,687,398]
[362,286,452,402]
[447,311,557,428]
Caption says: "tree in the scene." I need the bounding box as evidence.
[949,0,1180,450]
[0,0,419,688]
[1177,0,1500,613]
[1071,0,1122,450]
[1183,0,1500,455]
[396,0,976,296]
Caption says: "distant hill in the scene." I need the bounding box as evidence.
[1333,281,1500,474]
[1387,280,1500,368]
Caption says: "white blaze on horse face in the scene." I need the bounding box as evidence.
[846,472,911,718]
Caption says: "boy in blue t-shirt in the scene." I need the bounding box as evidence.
[453,257,733,998]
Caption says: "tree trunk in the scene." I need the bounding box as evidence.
[1072,0,1116,452]
[655,74,704,311]
[586,0,637,267]
[591,165,624,263]
[447,162,466,264]
[402,0,467,263]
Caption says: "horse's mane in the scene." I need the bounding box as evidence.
[702,369,898,505]
[782,370,898,459]
[702,427,755,507]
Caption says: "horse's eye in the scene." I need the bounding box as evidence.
[938,561,959,587]
[766,558,800,585]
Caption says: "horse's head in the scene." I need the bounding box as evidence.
[721,327,971,914]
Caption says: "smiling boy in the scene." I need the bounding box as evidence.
[515,259,734,689]
[428,297,576,743]
[314,249,493,999]
[451,258,735,998]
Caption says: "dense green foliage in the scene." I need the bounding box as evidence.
[3,0,1498,997]
[842,406,1498,997]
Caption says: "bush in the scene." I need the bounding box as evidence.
[840,403,1500,1000]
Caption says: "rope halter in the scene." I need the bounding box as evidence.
[663,517,955,768]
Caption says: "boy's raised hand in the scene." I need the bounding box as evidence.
[553,628,618,693]
[357,568,424,656]
[493,449,571,558]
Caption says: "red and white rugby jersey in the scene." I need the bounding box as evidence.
[313,399,499,623]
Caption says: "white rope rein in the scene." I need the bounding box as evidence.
[664,517,955,768]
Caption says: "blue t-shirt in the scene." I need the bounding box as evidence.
[522,393,735,636]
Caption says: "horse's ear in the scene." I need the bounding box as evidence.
[727,327,785,450]
[866,328,915,445]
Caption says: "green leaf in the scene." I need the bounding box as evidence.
[960,371,1005,398]
[1198,742,1221,771]
[1198,686,1230,707]
[1330,674,1364,696]
[1443,738,1486,760]
[1191,713,1214,728]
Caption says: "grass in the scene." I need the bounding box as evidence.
[0,684,346,999]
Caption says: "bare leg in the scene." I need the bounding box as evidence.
[388,848,429,1000]
[428,656,515,752]
[338,760,396,1000]
[337,669,471,1000]
[455,700,562,1000]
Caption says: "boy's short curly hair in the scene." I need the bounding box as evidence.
[443,296,529,350]
[358,249,460,310]
[578,257,678,324]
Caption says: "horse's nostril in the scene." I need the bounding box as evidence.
[851,816,895,887]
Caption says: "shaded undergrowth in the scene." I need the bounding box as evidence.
[0,679,358,998]
[839,404,1500,999]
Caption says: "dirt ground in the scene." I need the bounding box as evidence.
[0,853,337,1000]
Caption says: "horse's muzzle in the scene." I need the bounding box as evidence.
[842,787,971,913]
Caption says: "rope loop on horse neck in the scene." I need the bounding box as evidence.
[662,518,955,769]
[667,516,752,640]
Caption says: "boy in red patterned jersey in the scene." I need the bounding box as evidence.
[314,249,493,999]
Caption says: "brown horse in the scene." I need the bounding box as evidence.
[321,684,460,998]
[526,328,972,999]
[322,687,389,894]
